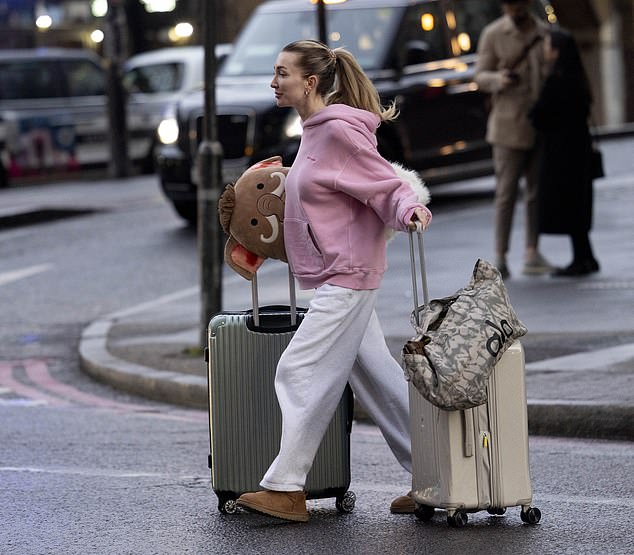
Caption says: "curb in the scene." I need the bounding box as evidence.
[79,319,208,409]
[528,402,633,442]
[79,318,634,442]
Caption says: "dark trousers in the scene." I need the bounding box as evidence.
[571,232,596,263]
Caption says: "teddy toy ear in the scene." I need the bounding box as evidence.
[224,236,265,281]
[218,183,235,234]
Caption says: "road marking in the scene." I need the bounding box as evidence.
[102,261,300,321]
[0,466,169,479]
[0,361,68,407]
[0,358,206,422]
[21,358,147,412]
[0,263,53,287]
[107,286,198,319]
[0,398,47,407]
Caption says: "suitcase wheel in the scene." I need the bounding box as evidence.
[218,497,238,515]
[414,504,435,522]
[520,506,541,525]
[487,507,506,516]
[335,490,356,513]
[447,510,468,528]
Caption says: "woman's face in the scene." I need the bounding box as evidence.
[271,51,307,109]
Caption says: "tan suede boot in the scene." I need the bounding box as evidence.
[390,491,416,514]
[237,490,308,522]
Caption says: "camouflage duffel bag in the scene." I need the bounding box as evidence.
[402,259,527,411]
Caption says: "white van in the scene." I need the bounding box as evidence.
[122,44,232,170]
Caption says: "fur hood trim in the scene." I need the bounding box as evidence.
[386,162,430,242]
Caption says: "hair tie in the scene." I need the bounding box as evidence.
[328,47,337,63]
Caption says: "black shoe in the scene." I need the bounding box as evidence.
[552,259,599,277]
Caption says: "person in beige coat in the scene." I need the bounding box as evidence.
[475,0,552,278]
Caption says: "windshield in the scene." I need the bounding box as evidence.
[221,6,401,76]
[123,63,185,94]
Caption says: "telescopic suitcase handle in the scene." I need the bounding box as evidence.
[408,224,475,455]
[251,266,297,328]
[408,221,429,327]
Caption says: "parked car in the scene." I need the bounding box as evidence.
[123,44,232,171]
[0,47,150,186]
[156,0,552,223]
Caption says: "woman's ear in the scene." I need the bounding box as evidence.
[306,75,318,92]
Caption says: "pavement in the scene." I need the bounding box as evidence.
[4,129,634,442]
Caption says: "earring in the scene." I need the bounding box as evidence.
[304,89,310,97]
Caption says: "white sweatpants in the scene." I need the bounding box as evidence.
[260,284,412,492]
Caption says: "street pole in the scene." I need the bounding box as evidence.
[104,0,130,178]
[198,0,224,346]
[317,0,327,44]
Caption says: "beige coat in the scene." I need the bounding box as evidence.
[475,15,549,150]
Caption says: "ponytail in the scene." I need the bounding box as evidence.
[329,48,398,122]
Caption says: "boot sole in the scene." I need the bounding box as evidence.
[236,499,309,522]
[522,266,553,275]
[390,503,416,514]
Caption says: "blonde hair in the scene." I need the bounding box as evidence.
[281,40,397,122]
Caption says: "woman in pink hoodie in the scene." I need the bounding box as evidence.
[237,40,432,522]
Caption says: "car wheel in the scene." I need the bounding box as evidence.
[171,200,197,225]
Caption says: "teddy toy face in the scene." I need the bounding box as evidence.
[218,156,289,280]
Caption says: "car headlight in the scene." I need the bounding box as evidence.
[157,117,179,145]
[283,113,302,138]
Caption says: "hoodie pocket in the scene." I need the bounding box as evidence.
[284,218,325,275]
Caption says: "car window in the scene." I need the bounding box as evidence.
[62,59,105,96]
[0,60,63,100]
[123,62,184,94]
[398,1,450,65]
[222,7,401,76]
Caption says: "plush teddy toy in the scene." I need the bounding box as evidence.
[218,156,430,280]
[218,156,289,280]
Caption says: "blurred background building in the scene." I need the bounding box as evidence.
[0,0,631,126]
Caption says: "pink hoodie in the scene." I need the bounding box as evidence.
[284,104,431,290]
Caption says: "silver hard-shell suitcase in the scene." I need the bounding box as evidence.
[406,227,541,527]
[205,270,355,515]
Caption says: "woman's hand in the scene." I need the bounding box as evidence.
[408,207,431,231]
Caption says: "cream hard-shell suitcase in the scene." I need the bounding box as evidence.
[406,227,541,527]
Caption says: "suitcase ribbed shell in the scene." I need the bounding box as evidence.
[208,311,351,499]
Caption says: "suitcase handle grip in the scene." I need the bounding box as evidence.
[408,223,429,327]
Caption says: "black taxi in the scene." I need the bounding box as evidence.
[156,0,553,223]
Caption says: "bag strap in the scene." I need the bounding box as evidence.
[507,35,542,71]
[408,222,429,327]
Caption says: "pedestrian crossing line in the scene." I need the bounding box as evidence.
[0,361,69,407]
